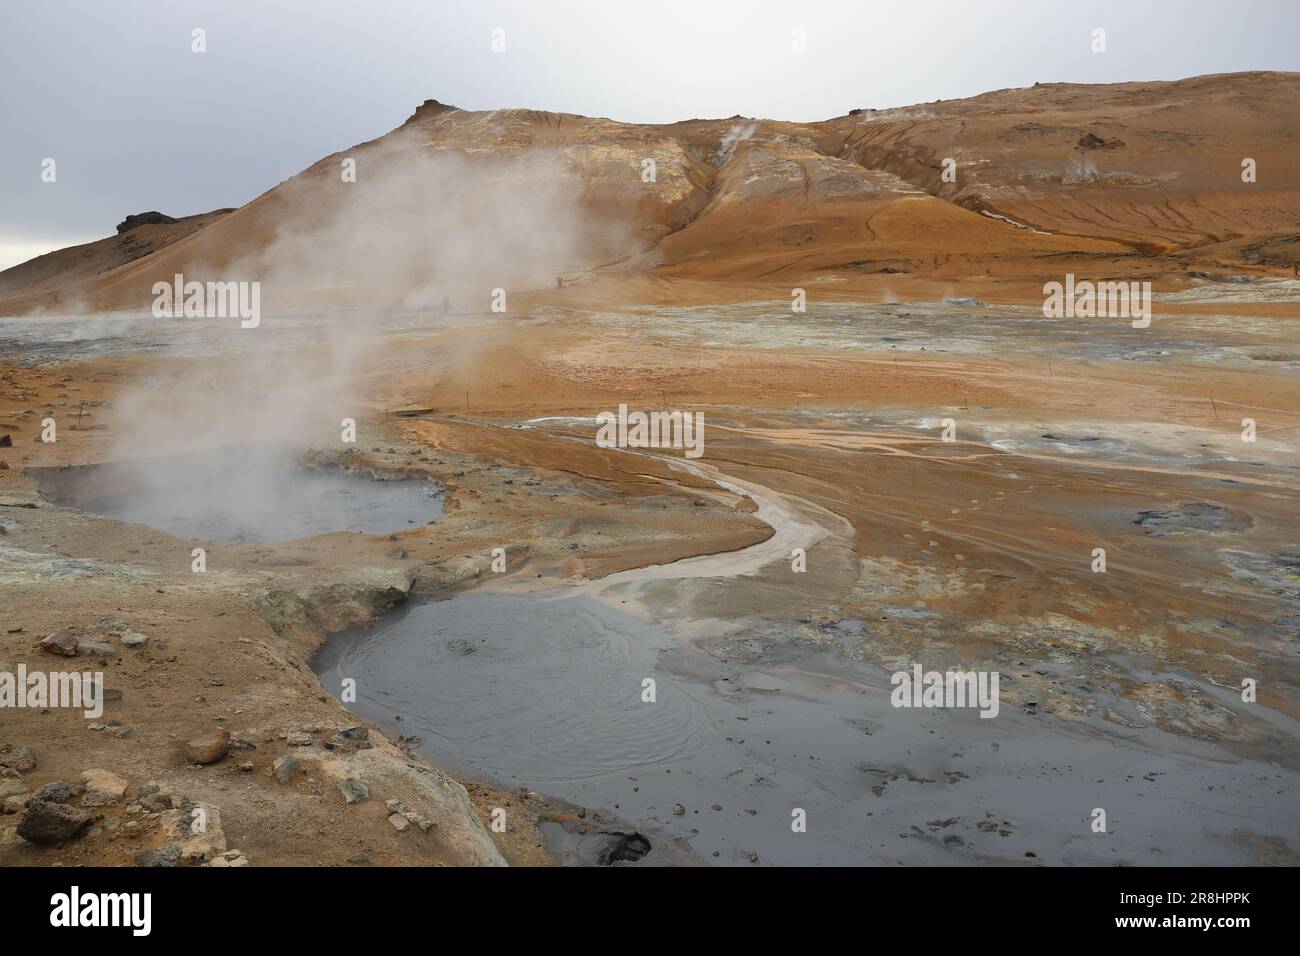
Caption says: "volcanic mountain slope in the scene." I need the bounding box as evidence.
[1,70,1296,316]
[0,209,231,312]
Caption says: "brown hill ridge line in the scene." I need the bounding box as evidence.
[2,71,1297,315]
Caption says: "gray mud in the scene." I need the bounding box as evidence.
[32,448,441,542]
[313,589,1300,866]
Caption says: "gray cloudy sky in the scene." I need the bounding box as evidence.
[2,0,1297,270]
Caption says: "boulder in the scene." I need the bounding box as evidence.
[184,729,229,765]
[34,780,71,803]
[78,769,128,807]
[166,805,227,863]
[17,799,94,845]
[39,629,78,657]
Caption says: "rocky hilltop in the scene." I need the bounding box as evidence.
[1,71,1296,315]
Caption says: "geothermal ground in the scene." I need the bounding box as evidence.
[1,71,1298,867]
[1,282,1297,866]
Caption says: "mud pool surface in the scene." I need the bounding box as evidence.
[34,449,441,541]
[313,589,1300,866]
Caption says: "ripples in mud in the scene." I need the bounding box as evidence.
[313,593,710,783]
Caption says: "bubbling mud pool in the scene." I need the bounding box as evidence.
[312,588,1300,866]
[31,448,442,541]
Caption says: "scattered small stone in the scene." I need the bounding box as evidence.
[673,803,686,816]
[120,631,149,649]
[206,849,249,867]
[385,799,434,832]
[0,772,29,800]
[271,756,302,785]
[338,779,369,804]
[3,794,30,814]
[347,850,373,865]
[0,743,36,773]
[389,813,411,832]
[286,731,311,747]
[76,635,117,658]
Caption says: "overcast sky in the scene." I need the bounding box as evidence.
[2,0,1297,270]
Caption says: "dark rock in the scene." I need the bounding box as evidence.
[34,780,71,803]
[115,211,177,233]
[135,842,182,867]
[17,799,94,844]
[598,831,652,865]
[139,791,174,812]
[1077,131,1125,150]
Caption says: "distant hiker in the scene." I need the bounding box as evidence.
[556,275,564,288]
[442,294,450,314]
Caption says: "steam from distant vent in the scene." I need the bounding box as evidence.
[714,121,758,165]
[216,132,626,310]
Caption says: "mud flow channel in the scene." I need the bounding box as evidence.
[31,447,442,541]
